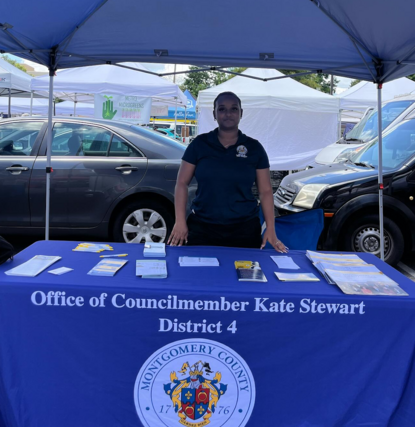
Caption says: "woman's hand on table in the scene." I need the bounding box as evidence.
[260,229,288,253]
[167,221,188,246]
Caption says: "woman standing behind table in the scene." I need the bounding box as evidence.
[167,91,287,253]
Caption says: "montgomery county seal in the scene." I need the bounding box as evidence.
[134,339,255,427]
[236,145,248,158]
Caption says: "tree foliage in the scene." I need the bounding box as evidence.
[0,55,28,73]
[279,70,339,94]
[180,67,247,98]
[181,66,340,97]
[350,79,361,87]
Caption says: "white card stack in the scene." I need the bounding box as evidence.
[179,257,219,267]
[143,243,166,257]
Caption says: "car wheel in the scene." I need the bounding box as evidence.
[343,214,404,265]
[113,200,174,244]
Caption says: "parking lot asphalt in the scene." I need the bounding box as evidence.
[6,235,415,282]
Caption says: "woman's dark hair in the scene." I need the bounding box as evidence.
[213,92,242,109]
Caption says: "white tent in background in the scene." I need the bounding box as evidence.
[55,101,94,117]
[55,101,168,118]
[197,68,340,170]
[0,57,36,116]
[0,57,32,96]
[338,78,415,114]
[31,63,187,106]
[0,97,48,115]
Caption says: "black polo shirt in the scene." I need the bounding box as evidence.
[182,128,270,225]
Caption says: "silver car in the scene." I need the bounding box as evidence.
[0,117,192,243]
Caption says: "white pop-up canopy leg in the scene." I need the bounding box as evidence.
[184,106,187,142]
[74,93,77,116]
[174,96,178,139]
[8,88,11,117]
[45,73,54,240]
[30,91,33,116]
[377,84,384,261]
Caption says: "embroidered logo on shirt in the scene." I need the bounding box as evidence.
[236,145,248,158]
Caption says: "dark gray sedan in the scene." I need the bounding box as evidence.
[0,117,192,243]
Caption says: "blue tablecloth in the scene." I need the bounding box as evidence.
[0,240,414,427]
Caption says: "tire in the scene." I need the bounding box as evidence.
[112,200,174,244]
[342,214,404,266]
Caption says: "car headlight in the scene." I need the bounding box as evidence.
[333,146,365,162]
[293,184,328,209]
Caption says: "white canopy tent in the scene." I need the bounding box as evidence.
[0,98,165,118]
[31,62,187,106]
[0,96,48,115]
[55,100,168,117]
[198,68,340,170]
[337,78,415,113]
[0,57,34,116]
[55,100,93,117]
[0,57,32,94]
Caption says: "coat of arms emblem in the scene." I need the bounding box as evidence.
[236,145,248,157]
[164,360,228,426]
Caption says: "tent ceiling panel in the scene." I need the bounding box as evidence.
[2,0,415,82]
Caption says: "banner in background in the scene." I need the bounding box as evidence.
[94,94,152,123]
[150,105,168,117]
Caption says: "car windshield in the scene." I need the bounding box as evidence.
[344,100,414,143]
[130,125,186,147]
[352,119,415,170]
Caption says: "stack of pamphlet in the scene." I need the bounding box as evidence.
[275,272,319,282]
[271,256,300,270]
[143,243,166,257]
[136,260,167,278]
[235,261,267,282]
[5,255,61,277]
[179,257,219,267]
[306,251,408,296]
[73,243,113,253]
[307,251,371,284]
[88,259,128,276]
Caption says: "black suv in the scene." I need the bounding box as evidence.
[274,111,415,265]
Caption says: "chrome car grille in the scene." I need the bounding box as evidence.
[274,185,296,205]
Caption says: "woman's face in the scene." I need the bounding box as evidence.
[213,95,243,131]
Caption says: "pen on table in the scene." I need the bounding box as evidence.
[99,254,128,258]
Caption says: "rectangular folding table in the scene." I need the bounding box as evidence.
[0,240,414,427]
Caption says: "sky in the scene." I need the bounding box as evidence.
[6,55,353,93]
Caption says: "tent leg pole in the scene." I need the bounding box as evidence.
[45,72,54,241]
[184,106,187,142]
[174,97,178,139]
[377,84,384,261]
[8,88,11,117]
[74,93,77,116]
[30,91,33,116]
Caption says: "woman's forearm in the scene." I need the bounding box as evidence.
[174,182,189,224]
[259,189,275,229]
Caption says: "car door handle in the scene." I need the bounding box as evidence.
[6,166,29,174]
[115,166,138,173]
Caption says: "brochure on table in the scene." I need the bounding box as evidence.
[2,244,409,297]
[136,260,167,279]
[5,255,61,277]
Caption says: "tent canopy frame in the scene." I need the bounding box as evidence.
[3,0,404,260]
